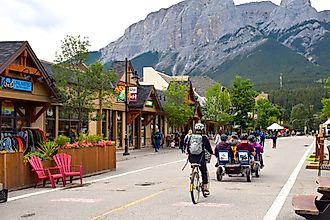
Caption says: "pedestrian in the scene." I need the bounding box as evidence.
[180,131,186,153]
[152,129,163,152]
[271,131,278,149]
[259,131,265,147]
[183,129,193,153]
[214,128,223,146]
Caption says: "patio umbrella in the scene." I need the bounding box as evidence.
[267,123,284,130]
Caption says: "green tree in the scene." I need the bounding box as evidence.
[52,35,94,133]
[290,103,308,131]
[163,81,194,128]
[230,76,257,130]
[321,77,330,119]
[256,99,281,130]
[87,62,117,136]
[204,83,232,127]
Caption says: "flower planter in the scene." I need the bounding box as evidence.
[0,144,116,190]
[0,153,55,190]
[58,145,116,175]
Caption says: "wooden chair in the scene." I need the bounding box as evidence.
[53,153,83,185]
[28,156,65,188]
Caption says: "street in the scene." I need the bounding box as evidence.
[0,136,323,220]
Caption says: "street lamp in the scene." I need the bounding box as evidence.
[123,58,130,156]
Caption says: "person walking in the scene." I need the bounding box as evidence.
[214,128,223,146]
[271,131,278,149]
[152,129,163,152]
[259,131,265,147]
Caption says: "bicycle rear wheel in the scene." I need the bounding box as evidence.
[190,171,200,204]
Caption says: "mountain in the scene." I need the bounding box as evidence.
[95,0,330,89]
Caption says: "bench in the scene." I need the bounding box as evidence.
[292,178,330,220]
[317,176,330,199]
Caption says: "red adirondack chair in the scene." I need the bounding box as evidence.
[28,156,65,188]
[53,153,83,185]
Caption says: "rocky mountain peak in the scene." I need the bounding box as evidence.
[280,0,311,7]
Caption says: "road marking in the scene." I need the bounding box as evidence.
[51,198,97,203]
[91,190,166,220]
[263,141,314,220]
[173,202,231,208]
[7,159,185,202]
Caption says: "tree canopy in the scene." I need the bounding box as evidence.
[321,77,330,119]
[229,76,257,130]
[163,81,194,128]
[204,83,232,125]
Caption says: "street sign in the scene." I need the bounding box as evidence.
[129,87,137,102]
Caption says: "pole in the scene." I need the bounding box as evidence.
[123,58,130,156]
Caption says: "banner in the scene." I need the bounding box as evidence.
[115,86,138,102]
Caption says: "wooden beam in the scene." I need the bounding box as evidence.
[144,113,156,126]
[16,108,26,117]
[8,64,41,76]
[128,111,140,125]
[31,103,50,123]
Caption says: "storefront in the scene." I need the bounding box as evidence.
[0,42,57,146]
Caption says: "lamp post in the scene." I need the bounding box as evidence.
[123,58,130,156]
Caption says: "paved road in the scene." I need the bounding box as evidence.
[0,136,322,220]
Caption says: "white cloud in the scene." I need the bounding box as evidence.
[0,0,329,61]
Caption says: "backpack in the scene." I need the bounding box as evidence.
[153,132,162,141]
[188,134,203,155]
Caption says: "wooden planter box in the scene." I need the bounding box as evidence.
[58,145,116,175]
[0,145,116,190]
[0,153,54,190]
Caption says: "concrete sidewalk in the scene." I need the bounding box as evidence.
[116,147,181,162]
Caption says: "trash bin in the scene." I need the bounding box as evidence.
[0,183,8,203]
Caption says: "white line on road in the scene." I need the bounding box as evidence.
[173,202,231,208]
[7,159,186,202]
[263,141,314,220]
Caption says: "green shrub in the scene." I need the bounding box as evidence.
[38,141,59,160]
[23,151,46,163]
[54,135,70,148]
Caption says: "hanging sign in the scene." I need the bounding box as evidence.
[129,87,137,102]
[115,85,125,102]
[1,77,32,92]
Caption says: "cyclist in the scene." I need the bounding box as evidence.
[187,123,213,196]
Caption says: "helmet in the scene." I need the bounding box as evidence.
[194,123,205,131]
[248,135,256,143]
[220,134,228,141]
[240,133,248,140]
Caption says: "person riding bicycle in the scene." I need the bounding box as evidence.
[187,123,213,196]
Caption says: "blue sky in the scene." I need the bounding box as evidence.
[0,0,328,61]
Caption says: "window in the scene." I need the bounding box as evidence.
[58,107,88,137]
[0,100,29,135]
[46,106,56,140]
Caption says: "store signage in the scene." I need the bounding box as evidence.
[1,77,32,92]
[145,100,153,107]
[129,87,137,102]
[115,86,138,102]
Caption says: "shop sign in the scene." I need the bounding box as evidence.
[129,87,137,102]
[1,77,32,92]
[115,85,125,102]
[145,100,153,107]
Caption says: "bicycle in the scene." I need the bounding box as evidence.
[188,163,209,204]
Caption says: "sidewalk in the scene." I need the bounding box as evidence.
[116,147,179,162]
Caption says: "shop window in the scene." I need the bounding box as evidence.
[46,106,56,140]
[0,100,29,135]
[58,107,88,139]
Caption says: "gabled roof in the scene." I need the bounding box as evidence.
[159,72,172,83]
[128,85,162,110]
[0,41,57,98]
[190,76,216,97]
[0,41,25,73]
[109,60,134,84]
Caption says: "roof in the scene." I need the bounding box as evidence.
[0,41,57,98]
[0,41,25,73]
[158,72,172,84]
[128,85,154,109]
[190,76,216,97]
[108,60,134,84]
[40,60,54,76]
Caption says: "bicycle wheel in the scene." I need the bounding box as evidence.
[190,171,200,204]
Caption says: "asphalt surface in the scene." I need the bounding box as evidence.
[1,136,327,220]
